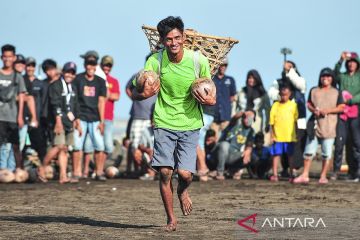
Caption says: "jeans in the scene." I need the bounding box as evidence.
[104,120,114,154]
[19,124,28,151]
[210,141,244,173]
[0,143,16,171]
[74,121,105,152]
[304,136,335,160]
[198,114,214,150]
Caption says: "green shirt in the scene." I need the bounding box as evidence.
[144,49,211,130]
[335,60,360,105]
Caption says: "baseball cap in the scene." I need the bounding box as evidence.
[15,54,26,64]
[26,57,36,66]
[80,50,99,60]
[320,68,335,78]
[62,62,77,74]
[101,55,114,66]
[221,57,229,66]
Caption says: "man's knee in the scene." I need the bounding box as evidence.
[159,167,173,183]
[177,169,192,183]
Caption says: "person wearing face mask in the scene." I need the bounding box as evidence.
[235,69,271,134]
[39,62,81,184]
[206,110,256,180]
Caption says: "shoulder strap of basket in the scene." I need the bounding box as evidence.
[157,49,200,78]
[193,50,200,79]
[157,49,164,76]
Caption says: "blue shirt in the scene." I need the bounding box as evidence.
[213,74,236,122]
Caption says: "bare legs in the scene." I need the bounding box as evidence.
[159,167,193,231]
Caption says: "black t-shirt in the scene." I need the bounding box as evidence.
[74,73,107,122]
[23,74,44,121]
[48,78,79,131]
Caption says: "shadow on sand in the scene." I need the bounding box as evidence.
[0,215,157,229]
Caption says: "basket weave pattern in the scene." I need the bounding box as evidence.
[142,25,239,76]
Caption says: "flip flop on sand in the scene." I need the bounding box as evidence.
[164,221,177,232]
[293,176,310,184]
[70,176,81,183]
[37,167,48,183]
[59,178,71,184]
[178,191,192,216]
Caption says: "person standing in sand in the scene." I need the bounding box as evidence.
[130,16,215,231]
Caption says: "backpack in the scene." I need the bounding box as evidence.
[0,72,17,103]
[156,49,201,78]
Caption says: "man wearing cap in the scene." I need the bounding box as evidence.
[40,62,81,183]
[333,51,360,181]
[80,51,107,178]
[72,51,107,181]
[14,54,26,74]
[211,58,237,139]
[21,57,47,162]
[100,55,120,162]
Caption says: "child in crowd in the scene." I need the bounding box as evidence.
[269,83,298,182]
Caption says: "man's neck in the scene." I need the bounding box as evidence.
[217,73,225,79]
[1,66,14,75]
[167,49,184,63]
[28,75,36,81]
[85,73,94,81]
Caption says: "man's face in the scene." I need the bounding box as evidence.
[162,28,185,55]
[101,64,112,75]
[46,67,58,80]
[85,63,96,77]
[242,112,255,127]
[1,50,16,68]
[25,64,35,77]
[63,71,76,83]
[347,60,358,73]
[320,75,333,87]
[218,64,227,75]
[14,62,25,73]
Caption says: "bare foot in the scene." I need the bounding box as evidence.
[178,190,192,216]
[59,178,70,184]
[164,221,177,232]
[37,167,48,183]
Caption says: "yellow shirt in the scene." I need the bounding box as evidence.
[269,100,298,142]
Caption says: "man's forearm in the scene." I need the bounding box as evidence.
[27,95,37,121]
[17,93,25,120]
[98,97,105,122]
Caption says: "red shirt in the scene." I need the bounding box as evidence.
[104,74,120,120]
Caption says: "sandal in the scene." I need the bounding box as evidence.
[269,175,279,182]
[318,178,328,184]
[70,175,81,183]
[293,176,310,184]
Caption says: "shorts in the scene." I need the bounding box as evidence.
[303,136,335,161]
[73,120,104,152]
[151,128,199,173]
[130,119,151,149]
[0,121,19,145]
[270,142,295,156]
[53,131,74,147]
[83,120,114,154]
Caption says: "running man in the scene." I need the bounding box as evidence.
[131,16,215,231]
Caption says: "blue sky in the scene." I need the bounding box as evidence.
[1,0,359,119]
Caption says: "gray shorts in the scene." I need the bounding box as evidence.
[152,128,200,173]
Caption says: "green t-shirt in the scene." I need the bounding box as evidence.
[144,49,211,130]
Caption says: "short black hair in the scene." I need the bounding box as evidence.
[254,132,264,143]
[205,129,216,139]
[1,44,16,55]
[157,16,184,40]
[42,59,57,72]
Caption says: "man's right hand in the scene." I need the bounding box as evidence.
[341,51,348,61]
[133,79,160,100]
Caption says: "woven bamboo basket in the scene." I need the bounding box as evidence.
[142,25,239,76]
